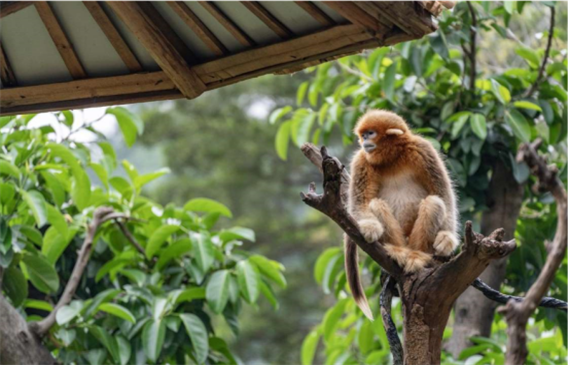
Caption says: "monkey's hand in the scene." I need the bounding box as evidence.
[433,231,458,256]
[357,219,385,243]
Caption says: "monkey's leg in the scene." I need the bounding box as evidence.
[368,198,406,247]
[433,230,459,256]
[408,195,446,253]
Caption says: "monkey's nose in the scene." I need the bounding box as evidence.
[363,141,376,152]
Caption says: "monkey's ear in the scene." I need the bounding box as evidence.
[386,128,404,136]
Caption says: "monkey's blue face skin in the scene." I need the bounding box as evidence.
[360,130,377,152]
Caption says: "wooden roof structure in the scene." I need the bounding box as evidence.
[0,1,452,116]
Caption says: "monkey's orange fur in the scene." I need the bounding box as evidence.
[345,110,459,320]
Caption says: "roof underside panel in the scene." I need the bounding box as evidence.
[0,1,443,116]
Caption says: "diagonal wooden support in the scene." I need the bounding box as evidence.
[241,1,293,39]
[199,1,255,47]
[106,1,205,99]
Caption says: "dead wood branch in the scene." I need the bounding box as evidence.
[498,140,568,364]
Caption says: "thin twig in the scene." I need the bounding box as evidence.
[526,6,555,97]
[115,220,146,256]
[29,207,116,336]
[466,2,477,91]
[472,278,567,311]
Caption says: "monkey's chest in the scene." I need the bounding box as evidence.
[377,173,427,235]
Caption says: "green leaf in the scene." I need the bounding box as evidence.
[2,266,28,307]
[22,254,59,293]
[107,107,144,148]
[469,113,487,140]
[71,169,91,211]
[95,258,130,282]
[56,301,82,325]
[46,204,68,237]
[259,280,279,310]
[323,299,348,343]
[275,120,292,161]
[156,238,193,270]
[515,46,541,68]
[116,336,132,365]
[249,255,286,288]
[180,314,209,364]
[40,172,65,207]
[184,198,232,218]
[142,320,166,363]
[91,326,121,363]
[24,299,53,312]
[514,101,542,112]
[297,81,309,106]
[82,289,121,317]
[99,303,136,323]
[175,287,206,304]
[146,225,179,259]
[505,109,531,142]
[503,1,515,14]
[20,190,48,227]
[90,163,109,189]
[60,110,74,127]
[491,79,511,104]
[314,248,341,284]
[218,227,255,243]
[0,182,16,205]
[301,330,320,365]
[383,62,397,100]
[134,168,170,190]
[206,270,230,314]
[237,260,260,304]
[192,232,215,273]
[269,106,292,125]
[42,226,75,265]
[0,160,20,179]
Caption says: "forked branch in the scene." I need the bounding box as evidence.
[498,140,568,364]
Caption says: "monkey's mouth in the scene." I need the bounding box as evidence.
[362,142,376,152]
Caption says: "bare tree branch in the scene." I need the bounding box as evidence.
[29,206,116,337]
[380,274,403,365]
[498,139,568,364]
[525,6,556,98]
[115,219,146,256]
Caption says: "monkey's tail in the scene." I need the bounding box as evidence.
[345,235,374,320]
[384,244,432,273]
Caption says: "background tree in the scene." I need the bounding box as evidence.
[271,1,567,363]
[0,108,286,364]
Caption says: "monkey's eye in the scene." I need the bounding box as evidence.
[362,131,377,139]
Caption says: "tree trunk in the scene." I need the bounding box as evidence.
[0,295,56,365]
[449,161,524,357]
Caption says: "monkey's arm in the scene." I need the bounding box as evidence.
[348,153,385,243]
[412,137,459,255]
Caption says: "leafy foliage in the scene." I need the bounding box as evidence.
[0,108,285,364]
[270,2,568,364]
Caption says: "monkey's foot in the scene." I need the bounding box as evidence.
[433,231,458,256]
[358,219,384,243]
[404,250,432,272]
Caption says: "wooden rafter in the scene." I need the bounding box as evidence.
[0,25,418,115]
[373,2,436,36]
[241,2,293,39]
[199,1,255,48]
[83,1,143,73]
[34,2,87,79]
[168,2,228,57]
[105,1,205,99]
[0,41,17,87]
[294,1,335,27]
[136,2,197,64]
[0,1,33,19]
[323,1,388,33]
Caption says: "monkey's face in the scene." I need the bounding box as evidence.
[354,110,410,164]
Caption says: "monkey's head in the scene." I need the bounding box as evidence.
[354,110,411,165]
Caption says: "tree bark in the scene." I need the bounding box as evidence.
[449,160,524,357]
[300,144,516,365]
[0,295,56,365]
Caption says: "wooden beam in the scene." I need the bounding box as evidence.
[0,1,33,19]
[0,41,17,87]
[241,2,294,39]
[199,1,255,48]
[136,2,197,64]
[106,1,205,99]
[294,1,335,27]
[34,2,87,79]
[373,2,436,36]
[323,1,388,33]
[83,1,143,73]
[168,2,228,57]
